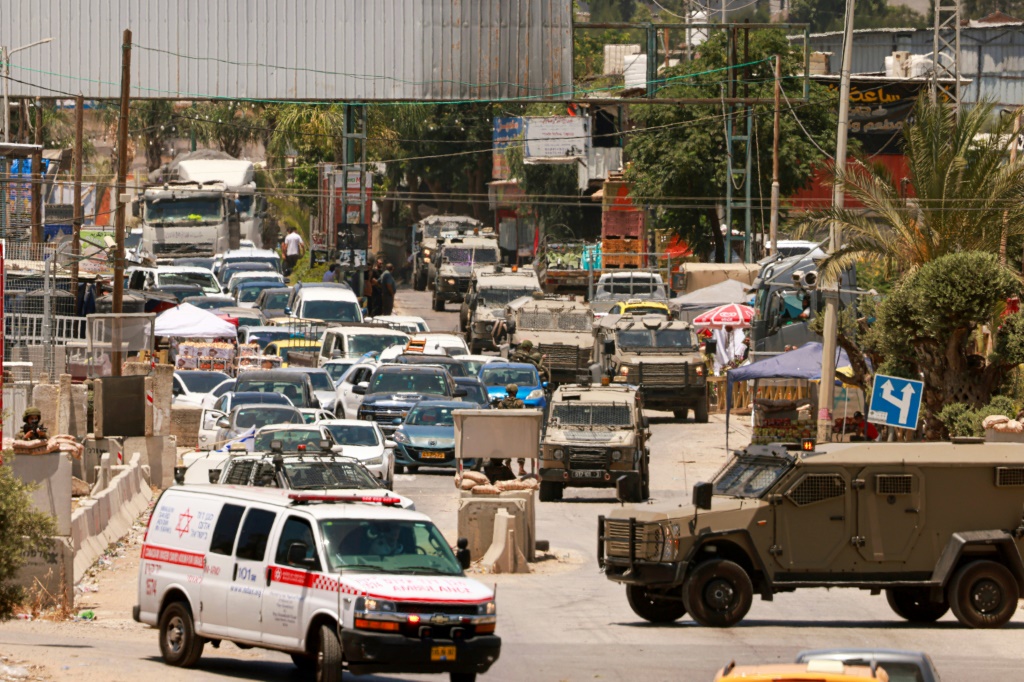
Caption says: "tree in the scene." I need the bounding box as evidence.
[625,29,837,261]
[0,462,57,620]
[800,99,1024,284]
[862,252,1024,438]
[505,135,591,239]
[188,101,262,158]
[788,0,926,33]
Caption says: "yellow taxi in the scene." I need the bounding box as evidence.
[607,298,671,317]
[714,661,889,682]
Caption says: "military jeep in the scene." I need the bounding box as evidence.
[503,295,594,385]
[412,214,481,291]
[461,265,542,352]
[591,313,708,422]
[431,235,500,311]
[599,440,1024,629]
[540,384,648,502]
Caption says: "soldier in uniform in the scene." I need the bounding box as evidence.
[511,340,549,384]
[495,383,528,476]
[20,406,48,440]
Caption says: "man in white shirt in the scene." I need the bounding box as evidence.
[282,226,305,275]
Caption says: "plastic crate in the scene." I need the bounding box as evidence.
[602,253,643,268]
[602,236,643,254]
[602,210,645,238]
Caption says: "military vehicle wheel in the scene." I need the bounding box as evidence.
[316,624,344,682]
[885,587,949,623]
[433,295,445,312]
[948,560,1019,628]
[683,559,753,628]
[158,601,205,667]
[641,468,650,501]
[539,481,563,502]
[626,585,686,623]
[694,399,709,423]
[414,271,427,291]
[672,409,688,421]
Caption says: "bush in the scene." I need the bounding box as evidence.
[0,462,57,620]
[936,396,1021,439]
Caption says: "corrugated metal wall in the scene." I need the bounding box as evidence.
[0,0,573,101]
[801,26,1024,107]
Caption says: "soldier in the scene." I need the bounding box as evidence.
[20,406,48,440]
[511,340,550,383]
[495,383,528,476]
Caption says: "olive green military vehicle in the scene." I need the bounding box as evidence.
[412,214,482,291]
[461,265,542,352]
[591,313,708,422]
[599,440,1024,629]
[431,235,501,311]
[500,294,594,385]
[539,383,649,502]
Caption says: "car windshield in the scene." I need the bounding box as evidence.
[517,310,591,331]
[145,197,223,224]
[177,371,229,393]
[285,460,380,490]
[235,406,302,429]
[443,247,499,264]
[370,371,448,395]
[458,383,489,405]
[261,291,290,308]
[713,452,794,499]
[320,519,463,575]
[323,423,380,446]
[616,329,696,349]
[254,429,326,451]
[551,403,632,428]
[236,378,307,404]
[480,366,539,387]
[302,300,361,323]
[479,288,539,307]
[237,284,276,302]
[304,372,335,392]
[407,404,457,426]
[159,271,218,293]
[349,334,409,356]
[459,360,485,376]
[187,297,233,310]
[323,362,355,383]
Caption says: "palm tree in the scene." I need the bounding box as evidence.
[800,99,1024,282]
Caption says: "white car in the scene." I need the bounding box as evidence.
[288,285,363,325]
[320,419,396,489]
[172,370,231,406]
[316,325,410,364]
[451,354,503,377]
[367,315,430,333]
[224,270,286,292]
[323,357,360,386]
[199,378,236,409]
[127,265,223,296]
[290,367,341,410]
[411,332,470,357]
[333,362,379,419]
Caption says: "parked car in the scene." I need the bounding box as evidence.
[296,408,337,424]
[171,370,231,406]
[287,284,362,325]
[320,419,396,489]
[234,369,318,408]
[182,295,235,310]
[253,286,292,318]
[796,649,940,682]
[127,265,223,296]
[480,362,548,409]
[208,404,304,450]
[453,376,491,408]
[288,367,339,410]
[197,392,295,446]
[323,357,360,386]
[356,365,467,436]
[333,361,379,419]
[198,378,236,409]
[452,354,502,377]
[392,400,475,473]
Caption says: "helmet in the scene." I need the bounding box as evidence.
[505,383,519,395]
[520,340,533,351]
[23,406,41,419]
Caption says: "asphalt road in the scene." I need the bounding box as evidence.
[2,287,1022,681]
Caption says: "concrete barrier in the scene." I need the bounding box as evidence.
[79,436,123,484]
[170,404,202,449]
[457,496,529,562]
[480,509,528,574]
[13,537,74,608]
[123,435,176,488]
[10,452,72,537]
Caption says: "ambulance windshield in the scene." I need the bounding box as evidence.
[319,519,463,575]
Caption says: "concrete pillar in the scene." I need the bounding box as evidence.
[93,378,104,438]
[151,364,174,437]
[456,496,528,561]
[30,380,60,435]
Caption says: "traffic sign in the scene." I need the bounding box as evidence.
[868,374,924,430]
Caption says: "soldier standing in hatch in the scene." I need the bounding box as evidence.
[20,406,48,440]
[495,383,529,476]
[511,340,550,384]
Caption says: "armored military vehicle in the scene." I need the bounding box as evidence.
[540,384,648,502]
[591,313,708,422]
[599,440,1024,629]
[503,294,594,385]
[411,214,482,291]
[461,265,542,352]
[431,235,501,311]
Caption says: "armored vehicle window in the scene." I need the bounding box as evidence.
[714,453,793,499]
[875,474,913,495]
[996,467,1024,487]
[209,503,246,555]
[275,516,322,571]
[552,403,632,427]
[224,460,256,486]
[235,508,277,561]
[479,288,537,306]
[785,474,846,506]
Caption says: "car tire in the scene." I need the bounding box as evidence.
[539,481,563,502]
[682,559,754,628]
[316,624,344,682]
[433,295,445,312]
[291,653,316,673]
[158,601,205,668]
[885,587,949,623]
[672,409,688,421]
[948,560,1019,628]
[625,584,686,623]
[694,398,709,423]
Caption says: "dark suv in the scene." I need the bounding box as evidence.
[390,353,469,377]
[234,370,318,408]
[355,365,467,435]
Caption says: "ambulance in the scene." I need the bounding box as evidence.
[134,485,500,681]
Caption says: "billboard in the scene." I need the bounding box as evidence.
[492,117,524,180]
[523,117,590,163]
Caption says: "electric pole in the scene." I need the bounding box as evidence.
[769,54,781,257]
[71,94,83,302]
[111,28,132,376]
[817,0,856,444]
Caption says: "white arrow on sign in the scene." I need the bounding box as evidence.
[880,380,916,425]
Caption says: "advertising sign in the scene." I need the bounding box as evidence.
[492,117,524,180]
[821,79,930,154]
[523,117,589,162]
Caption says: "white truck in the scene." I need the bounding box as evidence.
[175,157,265,247]
[141,182,232,258]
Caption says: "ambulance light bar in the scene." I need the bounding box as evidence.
[288,493,401,506]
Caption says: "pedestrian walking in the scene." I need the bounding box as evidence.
[323,263,339,283]
[282,226,305,276]
[380,263,397,315]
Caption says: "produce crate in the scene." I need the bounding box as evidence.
[602,253,643,268]
[602,236,642,254]
[602,210,645,238]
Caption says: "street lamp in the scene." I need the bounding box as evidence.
[2,37,54,143]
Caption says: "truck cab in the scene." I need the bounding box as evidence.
[412,215,482,291]
[141,182,231,257]
[462,265,543,353]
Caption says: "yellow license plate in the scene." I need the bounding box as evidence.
[431,645,456,662]
[421,451,446,460]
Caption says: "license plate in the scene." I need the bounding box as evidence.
[431,645,456,662]
[421,451,446,460]
[571,470,602,478]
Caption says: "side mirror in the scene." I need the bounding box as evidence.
[392,418,403,425]
[331,349,342,359]
[173,466,187,485]
[284,306,292,316]
[287,541,313,568]
[603,340,615,356]
[385,440,396,449]
[642,416,650,429]
[693,481,713,510]
[456,537,471,569]
[704,339,718,356]
[453,388,468,398]
[208,468,222,484]
[216,417,231,429]
[352,384,366,395]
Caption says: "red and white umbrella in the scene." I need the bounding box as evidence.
[692,303,755,329]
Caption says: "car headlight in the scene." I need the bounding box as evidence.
[618,367,630,377]
[362,413,375,421]
[553,449,564,460]
[422,249,432,257]
[611,450,622,461]
[659,525,678,562]
[393,431,408,444]
[363,455,384,466]
[447,278,456,285]
[526,389,544,400]
[477,600,496,616]
[358,597,397,613]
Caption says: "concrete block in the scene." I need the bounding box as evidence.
[51,374,89,440]
[124,435,177,488]
[93,379,104,439]
[144,376,154,437]
[171,404,203,449]
[30,382,60,434]
[11,452,73,537]
[480,510,529,574]
[14,536,74,609]
[151,364,174,437]
[499,490,537,561]
[457,496,528,562]
[79,436,123,484]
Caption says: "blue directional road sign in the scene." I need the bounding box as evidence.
[868,373,924,429]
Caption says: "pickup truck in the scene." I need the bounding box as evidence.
[286,325,411,368]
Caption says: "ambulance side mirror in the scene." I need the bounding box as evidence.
[456,537,471,569]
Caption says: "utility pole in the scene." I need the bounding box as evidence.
[111,28,132,376]
[30,98,42,243]
[768,54,781,258]
[817,0,856,444]
[71,94,83,302]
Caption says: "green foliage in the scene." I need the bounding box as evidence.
[789,0,926,32]
[938,396,1021,438]
[962,0,1024,20]
[188,101,262,158]
[0,463,57,620]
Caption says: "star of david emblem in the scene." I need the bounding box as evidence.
[175,509,193,537]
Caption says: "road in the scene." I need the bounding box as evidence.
[2,286,1023,681]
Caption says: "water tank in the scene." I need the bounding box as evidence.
[624,54,647,90]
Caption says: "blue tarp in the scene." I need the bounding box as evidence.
[726,341,851,408]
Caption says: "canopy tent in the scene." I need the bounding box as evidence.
[154,302,237,338]
[671,278,751,311]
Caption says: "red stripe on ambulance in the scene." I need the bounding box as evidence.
[142,544,205,569]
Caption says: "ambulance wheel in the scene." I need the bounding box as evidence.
[948,560,1019,628]
[626,585,686,623]
[158,601,205,668]
[316,624,344,682]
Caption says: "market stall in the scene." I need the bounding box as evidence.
[155,303,275,375]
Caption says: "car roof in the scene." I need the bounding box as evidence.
[238,370,312,379]
[156,265,216,274]
[799,441,1024,466]
[258,286,292,294]
[297,288,359,302]
[375,363,447,373]
[482,362,536,371]
[255,423,323,433]
[235,279,281,288]
[230,400,298,412]
[166,485,426,520]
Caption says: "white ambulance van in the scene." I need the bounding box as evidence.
[134,485,500,681]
